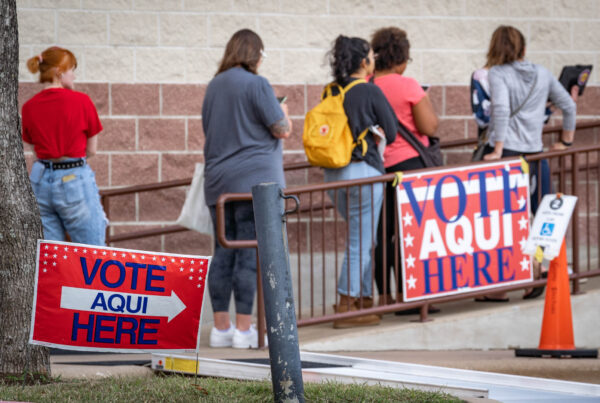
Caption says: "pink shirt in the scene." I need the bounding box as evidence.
[372,74,429,168]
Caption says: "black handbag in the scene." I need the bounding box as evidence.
[471,128,489,162]
[397,119,443,167]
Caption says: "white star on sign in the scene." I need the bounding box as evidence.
[402,212,413,227]
[180,267,184,272]
[74,248,78,252]
[197,284,202,288]
[519,237,527,252]
[102,251,107,255]
[407,275,417,289]
[404,233,414,248]
[152,256,156,261]
[518,216,528,230]
[180,259,184,263]
[113,252,117,257]
[43,269,47,273]
[188,276,193,280]
[191,260,195,264]
[63,255,67,259]
[52,262,57,266]
[44,253,48,257]
[406,254,416,269]
[54,246,58,250]
[45,245,49,249]
[132,254,136,258]
[43,261,47,265]
[93,250,97,254]
[517,196,526,210]
[198,276,202,281]
[83,249,87,253]
[53,254,57,258]
[162,258,166,261]
[171,259,175,263]
[141,255,145,260]
[64,247,69,252]
[122,253,126,257]
[190,268,194,272]
[520,257,530,272]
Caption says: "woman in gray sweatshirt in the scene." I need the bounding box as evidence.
[483,25,576,161]
[479,25,576,301]
[482,25,576,209]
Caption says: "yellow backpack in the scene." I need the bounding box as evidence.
[303,79,368,168]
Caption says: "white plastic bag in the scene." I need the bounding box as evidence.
[175,163,214,236]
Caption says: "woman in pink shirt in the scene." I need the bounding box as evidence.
[370,27,439,310]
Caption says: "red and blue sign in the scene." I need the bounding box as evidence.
[29,240,210,352]
[397,159,532,301]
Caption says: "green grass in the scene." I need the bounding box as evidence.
[0,373,463,402]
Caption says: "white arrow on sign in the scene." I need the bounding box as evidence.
[60,286,186,322]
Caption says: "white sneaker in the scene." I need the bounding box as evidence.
[209,324,234,348]
[232,325,263,349]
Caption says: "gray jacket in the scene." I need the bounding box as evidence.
[488,60,576,153]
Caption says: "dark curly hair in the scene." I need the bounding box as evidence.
[371,27,410,71]
[328,35,370,83]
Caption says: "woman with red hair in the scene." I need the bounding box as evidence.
[22,46,107,245]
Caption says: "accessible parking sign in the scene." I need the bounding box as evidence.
[30,240,210,352]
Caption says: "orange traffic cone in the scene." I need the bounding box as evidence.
[515,240,597,358]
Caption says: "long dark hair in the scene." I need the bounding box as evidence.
[328,35,370,83]
[216,29,264,75]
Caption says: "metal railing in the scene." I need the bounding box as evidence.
[99,120,600,348]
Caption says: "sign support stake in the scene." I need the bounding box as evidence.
[252,182,305,403]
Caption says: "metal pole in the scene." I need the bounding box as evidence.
[252,182,305,403]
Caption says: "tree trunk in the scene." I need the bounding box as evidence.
[0,0,50,375]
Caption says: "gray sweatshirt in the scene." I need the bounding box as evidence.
[488,60,576,153]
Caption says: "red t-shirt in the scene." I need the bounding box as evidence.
[22,88,102,160]
[372,74,429,168]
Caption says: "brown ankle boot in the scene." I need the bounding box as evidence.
[333,295,380,329]
[356,297,374,309]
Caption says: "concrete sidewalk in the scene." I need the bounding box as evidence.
[50,347,600,385]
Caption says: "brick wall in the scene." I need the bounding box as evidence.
[16,1,600,253]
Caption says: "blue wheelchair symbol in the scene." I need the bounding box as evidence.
[540,222,554,236]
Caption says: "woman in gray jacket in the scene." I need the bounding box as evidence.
[481,25,576,301]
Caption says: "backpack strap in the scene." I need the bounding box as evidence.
[355,127,369,156]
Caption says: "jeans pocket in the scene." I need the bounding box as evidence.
[62,174,85,204]
[30,162,45,184]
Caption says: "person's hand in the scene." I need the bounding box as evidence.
[281,102,289,117]
[570,85,579,103]
[551,142,568,151]
[483,150,501,161]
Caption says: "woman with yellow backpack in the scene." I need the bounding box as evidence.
[319,35,398,329]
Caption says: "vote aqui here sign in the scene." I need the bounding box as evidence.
[30,240,210,352]
[397,158,533,301]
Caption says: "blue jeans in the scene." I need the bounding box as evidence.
[30,160,107,245]
[325,162,384,298]
[208,201,257,315]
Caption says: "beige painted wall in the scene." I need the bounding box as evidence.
[17,0,600,85]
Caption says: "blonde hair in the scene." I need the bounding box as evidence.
[27,46,77,83]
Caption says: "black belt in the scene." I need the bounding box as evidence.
[39,159,85,170]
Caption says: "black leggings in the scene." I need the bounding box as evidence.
[374,156,425,296]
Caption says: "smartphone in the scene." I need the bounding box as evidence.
[277,96,287,104]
